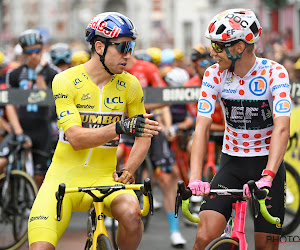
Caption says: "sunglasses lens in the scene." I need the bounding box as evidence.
[116,41,136,55]
[211,43,223,53]
[26,48,41,55]
[199,60,210,68]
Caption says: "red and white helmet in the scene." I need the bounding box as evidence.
[205,9,262,44]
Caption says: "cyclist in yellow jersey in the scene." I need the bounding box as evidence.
[28,12,161,250]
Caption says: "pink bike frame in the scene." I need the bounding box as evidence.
[230,200,248,250]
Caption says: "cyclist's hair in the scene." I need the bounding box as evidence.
[90,36,106,54]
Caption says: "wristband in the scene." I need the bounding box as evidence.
[262,169,276,179]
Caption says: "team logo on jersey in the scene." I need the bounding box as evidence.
[104,96,123,110]
[198,99,212,113]
[81,93,91,100]
[116,80,126,91]
[73,78,84,89]
[54,93,68,100]
[249,76,267,96]
[275,99,291,113]
[81,113,122,127]
[57,110,74,124]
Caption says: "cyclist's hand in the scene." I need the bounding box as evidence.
[113,168,135,184]
[188,180,210,196]
[116,113,160,138]
[243,177,272,198]
[16,133,32,148]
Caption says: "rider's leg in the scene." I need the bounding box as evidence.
[255,232,279,250]
[156,171,186,246]
[194,210,227,250]
[30,241,55,250]
[111,193,143,250]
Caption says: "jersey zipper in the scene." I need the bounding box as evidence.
[84,148,93,167]
[84,86,103,167]
[98,86,103,112]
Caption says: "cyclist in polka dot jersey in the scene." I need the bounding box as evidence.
[188,9,291,250]
[201,58,290,156]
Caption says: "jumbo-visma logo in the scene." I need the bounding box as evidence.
[249,76,267,96]
[275,99,291,113]
[198,99,213,113]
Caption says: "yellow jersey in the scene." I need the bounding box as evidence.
[51,64,145,174]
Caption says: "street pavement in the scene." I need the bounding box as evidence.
[18,186,300,249]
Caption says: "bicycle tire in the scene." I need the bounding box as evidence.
[97,234,113,250]
[205,236,239,250]
[111,218,119,250]
[203,166,215,183]
[0,170,38,250]
[282,162,300,236]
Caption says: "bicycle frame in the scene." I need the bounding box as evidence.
[56,178,153,250]
[175,180,281,250]
[230,200,248,250]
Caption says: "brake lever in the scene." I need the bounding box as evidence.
[144,178,153,215]
[247,180,260,218]
[56,183,65,221]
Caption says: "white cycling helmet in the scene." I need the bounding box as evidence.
[205,9,262,44]
[163,67,189,87]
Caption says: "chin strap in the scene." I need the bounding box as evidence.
[95,39,114,76]
[225,43,248,72]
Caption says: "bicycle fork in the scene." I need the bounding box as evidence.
[230,200,248,250]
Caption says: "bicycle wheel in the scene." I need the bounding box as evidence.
[203,166,216,183]
[0,170,38,250]
[111,218,118,250]
[205,236,239,250]
[282,162,300,236]
[97,234,113,250]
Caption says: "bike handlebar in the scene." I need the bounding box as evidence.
[55,178,153,221]
[175,180,280,225]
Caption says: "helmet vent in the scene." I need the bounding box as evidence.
[250,22,259,37]
[216,24,226,35]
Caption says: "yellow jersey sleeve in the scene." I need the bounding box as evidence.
[52,73,82,132]
[125,74,146,118]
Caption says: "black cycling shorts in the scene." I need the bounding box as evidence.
[149,131,175,173]
[200,153,286,235]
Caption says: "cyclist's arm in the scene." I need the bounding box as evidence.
[265,65,291,180]
[265,116,290,180]
[123,136,151,175]
[189,116,212,181]
[5,105,23,135]
[210,123,225,132]
[189,66,219,181]
[175,115,194,131]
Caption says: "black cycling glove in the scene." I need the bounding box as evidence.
[116,114,145,137]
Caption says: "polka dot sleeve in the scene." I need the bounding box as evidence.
[197,65,220,119]
[269,64,291,119]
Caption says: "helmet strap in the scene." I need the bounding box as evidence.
[225,43,248,72]
[96,39,114,76]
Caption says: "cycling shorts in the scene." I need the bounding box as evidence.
[200,153,286,235]
[28,163,136,247]
[149,131,174,174]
